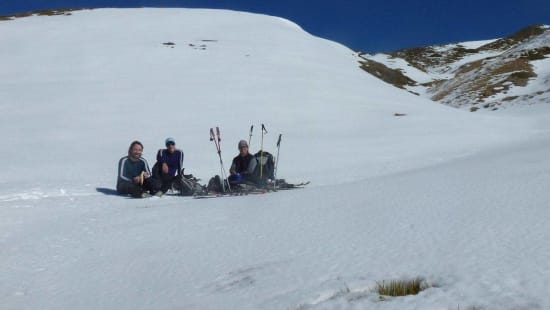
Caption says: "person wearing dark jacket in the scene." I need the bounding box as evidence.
[229,140,254,184]
[154,137,185,194]
[117,140,161,198]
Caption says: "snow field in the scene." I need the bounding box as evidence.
[1,8,550,310]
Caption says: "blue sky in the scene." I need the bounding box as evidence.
[1,0,549,52]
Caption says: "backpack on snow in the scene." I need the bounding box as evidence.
[152,162,204,196]
[173,174,205,196]
[248,151,275,185]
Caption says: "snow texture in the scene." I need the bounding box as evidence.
[1,8,550,310]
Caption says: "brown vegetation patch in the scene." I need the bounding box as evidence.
[432,56,537,103]
[359,59,416,89]
[493,58,536,87]
[508,71,537,86]
[480,24,547,51]
[359,24,547,111]
[456,59,484,75]
[390,44,480,73]
[521,46,550,60]
[0,8,90,20]
[507,24,546,42]
[389,46,433,71]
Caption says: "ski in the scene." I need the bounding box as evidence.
[193,181,309,199]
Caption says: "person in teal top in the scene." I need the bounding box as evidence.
[117,140,161,198]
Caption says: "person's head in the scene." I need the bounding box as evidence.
[128,140,144,160]
[165,137,176,153]
[238,140,249,156]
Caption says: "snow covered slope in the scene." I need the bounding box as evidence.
[361,24,550,111]
[1,8,550,310]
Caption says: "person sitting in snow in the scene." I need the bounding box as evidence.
[228,140,254,185]
[117,140,161,198]
[153,137,185,194]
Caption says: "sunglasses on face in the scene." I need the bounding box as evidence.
[166,142,175,146]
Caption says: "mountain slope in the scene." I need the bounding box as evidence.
[0,8,533,190]
[361,24,550,111]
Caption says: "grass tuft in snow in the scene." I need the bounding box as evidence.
[375,277,427,297]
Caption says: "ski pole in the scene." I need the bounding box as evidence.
[216,127,231,192]
[259,124,267,181]
[210,127,230,192]
[274,134,282,186]
[248,125,254,148]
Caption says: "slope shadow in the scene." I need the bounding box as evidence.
[95,187,120,196]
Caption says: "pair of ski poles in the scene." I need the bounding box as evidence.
[248,124,282,183]
[210,127,231,192]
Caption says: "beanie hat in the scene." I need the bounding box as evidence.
[238,140,248,149]
[165,137,176,145]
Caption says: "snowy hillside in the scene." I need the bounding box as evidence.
[2,8,550,310]
[361,24,550,111]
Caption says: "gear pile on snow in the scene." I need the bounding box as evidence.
[195,125,308,198]
[137,125,308,198]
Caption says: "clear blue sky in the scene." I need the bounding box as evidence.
[1,0,549,52]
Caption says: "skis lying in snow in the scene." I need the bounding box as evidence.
[193,181,310,199]
[276,181,309,190]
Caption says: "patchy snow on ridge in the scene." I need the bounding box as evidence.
[1,8,550,310]
[367,53,435,83]
[489,56,550,105]
[363,25,550,111]
[459,38,498,49]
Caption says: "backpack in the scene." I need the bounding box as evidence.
[206,175,230,193]
[173,174,206,196]
[249,151,275,185]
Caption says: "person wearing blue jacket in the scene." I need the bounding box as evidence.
[154,137,185,194]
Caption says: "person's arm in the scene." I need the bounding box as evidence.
[157,149,163,163]
[178,150,184,175]
[142,158,152,179]
[156,149,170,175]
[118,157,132,182]
[229,157,237,175]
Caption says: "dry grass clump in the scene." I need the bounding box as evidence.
[376,278,427,297]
